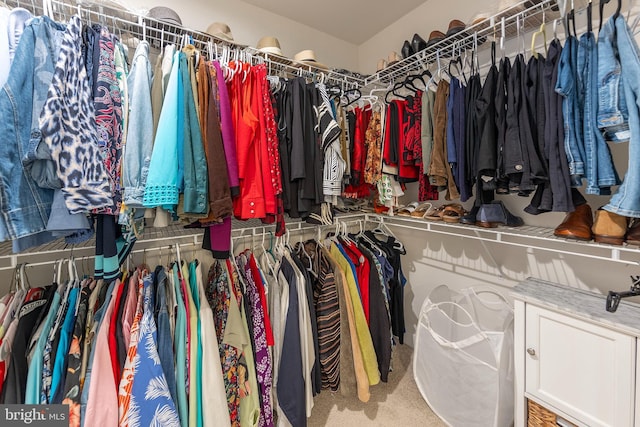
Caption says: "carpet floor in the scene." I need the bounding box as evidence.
[308,344,446,426]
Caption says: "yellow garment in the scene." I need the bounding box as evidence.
[323,247,370,402]
[329,244,380,387]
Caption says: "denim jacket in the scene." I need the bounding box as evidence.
[555,35,586,186]
[0,16,63,241]
[580,29,619,194]
[604,16,640,217]
[123,41,153,208]
[598,16,630,142]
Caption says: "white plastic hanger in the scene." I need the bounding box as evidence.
[500,17,506,59]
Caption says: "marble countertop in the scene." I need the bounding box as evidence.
[512,277,640,337]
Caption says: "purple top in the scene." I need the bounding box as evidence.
[213,61,240,196]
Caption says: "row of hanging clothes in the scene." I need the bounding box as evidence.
[377,0,640,218]
[0,3,379,258]
[0,220,407,427]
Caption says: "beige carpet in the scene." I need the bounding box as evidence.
[308,344,446,426]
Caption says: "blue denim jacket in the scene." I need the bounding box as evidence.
[123,41,153,208]
[597,19,630,142]
[555,36,585,186]
[580,30,619,195]
[604,15,640,217]
[0,17,63,241]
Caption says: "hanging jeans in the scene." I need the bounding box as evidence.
[604,16,640,217]
[556,36,585,187]
[579,30,619,195]
[597,18,630,142]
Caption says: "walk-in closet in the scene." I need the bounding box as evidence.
[0,0,639,426]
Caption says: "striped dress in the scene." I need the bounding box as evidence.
[296,241,341,391]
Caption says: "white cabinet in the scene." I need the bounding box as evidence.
[513,278,640,427]
[524,305,635,426]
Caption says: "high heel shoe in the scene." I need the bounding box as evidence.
[411,33,427,53]
[401,40,414,59]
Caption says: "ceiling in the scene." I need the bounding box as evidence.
[238,0,428,45]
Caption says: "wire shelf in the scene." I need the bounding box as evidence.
[364,0,592,86]
[4,0,367,88]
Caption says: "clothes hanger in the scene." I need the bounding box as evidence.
[516,14,525,57]
[586,0,593,35]
[357,220,384,257]
[600,0,622,31]
[448,54,466,86]
[566,0,577,38]
[500,17,506,60]
[259,230,277,279]
[388,77,417,100]
[344,88,362,107]
[531,14,548,59]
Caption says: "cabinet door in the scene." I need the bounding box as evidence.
[525,305,636,427]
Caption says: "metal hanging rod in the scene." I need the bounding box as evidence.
[4,0,367,88]
[0,213,373,269]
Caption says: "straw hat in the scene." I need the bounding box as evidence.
[293,50,328,70]
[256,36,284,56]
[205,22,246,46]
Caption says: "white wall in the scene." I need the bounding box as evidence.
[125,0,359,71]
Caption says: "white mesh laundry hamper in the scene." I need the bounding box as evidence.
[413,285,514,427]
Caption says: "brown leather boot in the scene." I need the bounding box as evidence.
[554,204,593,241]
[592,209,628,245]
[625,219,640,246]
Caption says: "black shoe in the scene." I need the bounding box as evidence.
[460,205,480,225]
[401,40,414,59]
[411,33,427,53]
[476,201,524,228]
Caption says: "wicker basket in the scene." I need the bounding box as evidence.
[527,399,557,426]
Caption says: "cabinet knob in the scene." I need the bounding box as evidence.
[527,348,536,356]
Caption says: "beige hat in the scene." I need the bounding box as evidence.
[256,36,284,56]
[293,49,328,70]
[205,22,238,43]
[148,6,182,26]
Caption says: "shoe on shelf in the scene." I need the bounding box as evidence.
[476,200,524,228]
[376,58,387,72]
[441,204,467,223]
[401,40,414,59]
[397,201,419,216]
[467,13,492,45]
[426,30,446,49]
[553,204,593,241]
[388,51,401,66]
[592,208,628,246]
[446,19,467,37]
[412,202,436,219]
[424,204,447,221]
[411,33,427,53]
[460,205,480,225]
[626,219,640,246]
